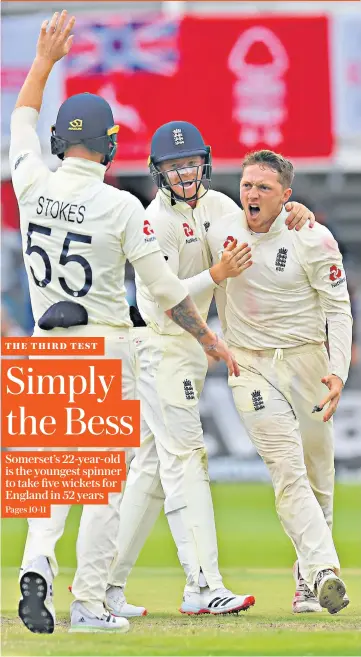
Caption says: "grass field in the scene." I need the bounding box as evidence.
[1,483,361,656]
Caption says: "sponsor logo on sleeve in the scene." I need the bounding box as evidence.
[143,220,156,242]
[329,264,346,287]
[14,153,30,170]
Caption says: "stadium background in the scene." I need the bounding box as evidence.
[1,2,361,655]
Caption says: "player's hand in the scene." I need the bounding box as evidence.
[201,334,240,377]
[210,240,252,284]
[315,374,343,422]
[36,10,76,64]
[285,202,315,231]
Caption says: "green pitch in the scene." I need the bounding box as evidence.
[1,483,361,656]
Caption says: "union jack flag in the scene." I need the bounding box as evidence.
[66,16,180,77]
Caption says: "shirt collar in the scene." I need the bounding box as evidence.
[60,157,106,181]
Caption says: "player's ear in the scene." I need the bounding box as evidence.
[283,187,292,204]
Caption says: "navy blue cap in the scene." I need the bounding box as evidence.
[55,93,115,142]
[150,121,208,164]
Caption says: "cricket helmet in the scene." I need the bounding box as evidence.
[51,93,119,165]
[148,121,212,201]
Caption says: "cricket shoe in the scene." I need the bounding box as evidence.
[69,601,129,633]
[105,585,147,617]
[18,556,55,634]
[180,587,255,615]
[315,569,349,615]
[292,561,322,613]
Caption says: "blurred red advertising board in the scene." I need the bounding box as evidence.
[64,14,333,167]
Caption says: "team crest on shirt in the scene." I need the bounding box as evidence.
[183,379,195,400]
[275,247,288,272]
[329,264,346,287]
[251,390,265,411]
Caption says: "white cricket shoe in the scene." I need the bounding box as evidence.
[18,556,55,634]
[180,587,255,615]
[292,561,322,613]
[69,601,129,633]
[105,585,147,617]
[315,569,350,615]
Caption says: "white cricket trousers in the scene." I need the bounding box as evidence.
[228,342,339,590]
[109,327,223,593]
[20,324,137,616]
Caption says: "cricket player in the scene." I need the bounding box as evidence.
[10,12,238,634]
[105,123,315,616]
[204,150,353,615]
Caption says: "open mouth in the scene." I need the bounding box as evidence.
[182,181,195,188]
[249,204,260,218]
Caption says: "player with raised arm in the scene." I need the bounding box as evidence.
[11,11,238,634]
[205,150,352,615]
[105,123,315,617]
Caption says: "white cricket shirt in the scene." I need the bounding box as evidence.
[206,207,352,383]
[10,107,179,329]
[136,188,239,335]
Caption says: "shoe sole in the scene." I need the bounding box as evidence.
[69,624,129,633]
[180,595,255,616]
[292,604,323,613]
[318,576,347,615]
[19,572,54,634]
[340,598,350,611]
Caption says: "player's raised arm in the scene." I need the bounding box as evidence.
[15,10,75,113]
[10,11,75,200]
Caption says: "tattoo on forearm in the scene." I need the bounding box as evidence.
[168,296,209,341]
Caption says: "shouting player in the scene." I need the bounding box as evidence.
[205,150,352,615]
